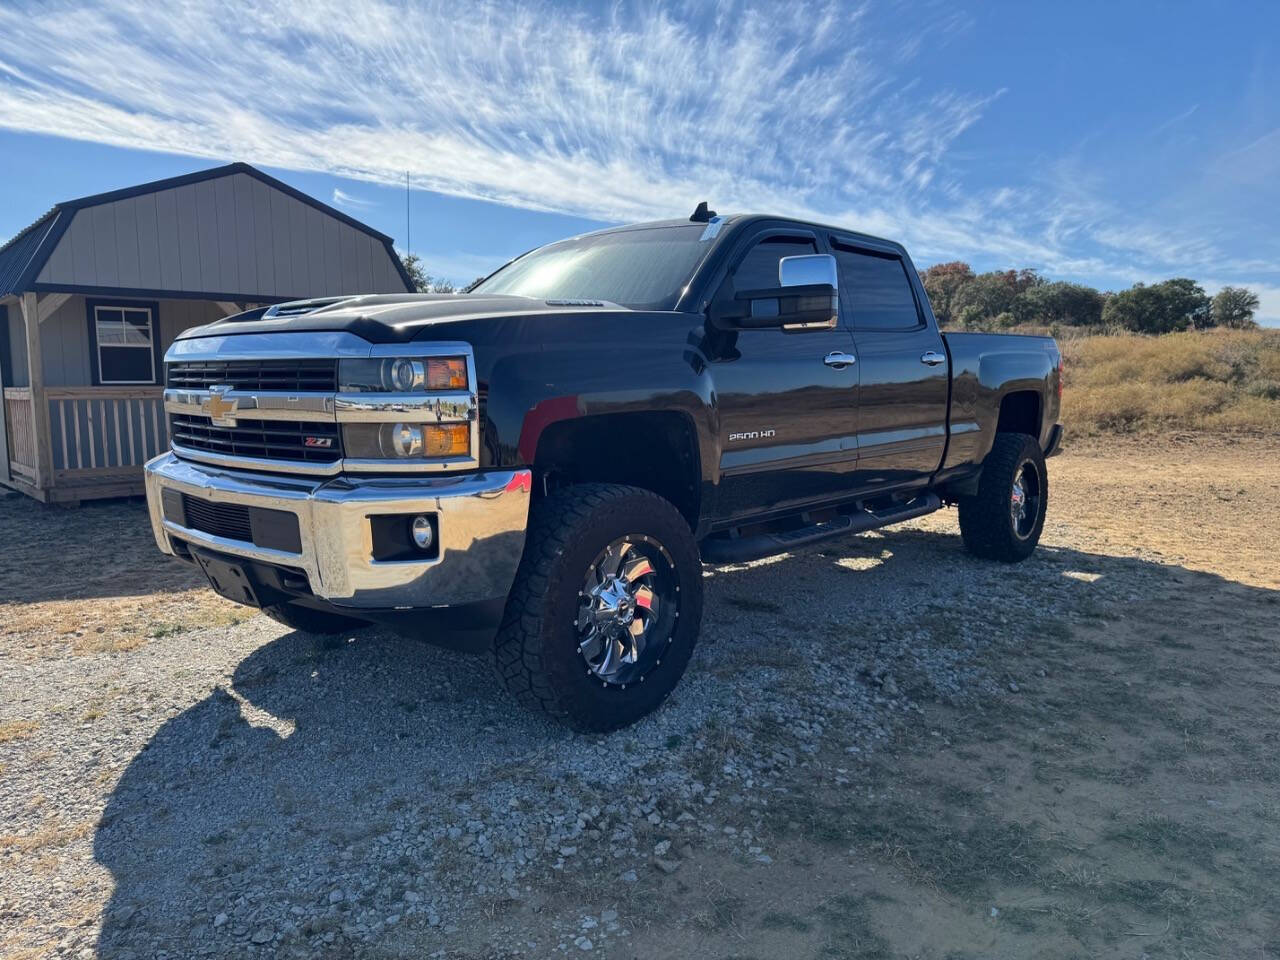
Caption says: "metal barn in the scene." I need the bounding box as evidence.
[0,162,413,504]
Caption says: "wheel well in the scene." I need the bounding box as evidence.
[533,412,701,528]
[996,390,1041,438]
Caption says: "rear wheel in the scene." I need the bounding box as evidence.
[958,432,1047,562]
[493,483,703,732]
[262,601,366,636]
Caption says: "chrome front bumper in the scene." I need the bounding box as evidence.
[144,453,531,610]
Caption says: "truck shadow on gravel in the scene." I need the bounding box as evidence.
[92,527,1280,958]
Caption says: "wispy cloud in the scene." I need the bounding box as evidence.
[0,2,1007,234]
[0,0,1274,320]
[1152,103,1199,137]
[330,187,375,210]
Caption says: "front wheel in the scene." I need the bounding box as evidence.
[493,483,704,732]
[958,432,1048,562]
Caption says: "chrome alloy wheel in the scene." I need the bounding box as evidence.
[1010,460,1042,539]
[576,536,678,687]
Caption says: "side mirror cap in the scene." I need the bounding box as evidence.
[779,253,837,290]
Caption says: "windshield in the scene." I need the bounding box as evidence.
[471,224,709,310]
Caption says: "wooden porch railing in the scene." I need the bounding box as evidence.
[44,387,169,477]
[3,387,37,481]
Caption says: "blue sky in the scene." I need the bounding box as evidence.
[0,0,1277,322]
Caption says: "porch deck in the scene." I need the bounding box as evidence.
[3,386,168,504]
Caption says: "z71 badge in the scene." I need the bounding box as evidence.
[303,436,334,448]
[728,429,776,442]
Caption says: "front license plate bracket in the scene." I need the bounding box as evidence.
[191,548,263,608]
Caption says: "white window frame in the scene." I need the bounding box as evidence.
[94,305,156,385]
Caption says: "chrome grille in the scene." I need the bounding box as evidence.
[162,335,480,474]
[166,359,337,392]
[170,414,342,464]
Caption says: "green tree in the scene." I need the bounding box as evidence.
[918,261,973,325]
[399,252,458,294]
[1101,278,1210,334]
[1013,281,1104,326]
[1163,278,1212,329]
[1210,286,1260,329]
[950,270,1040,328]
[401,252,428,292]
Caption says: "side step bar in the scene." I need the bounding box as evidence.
[699,493,941,564]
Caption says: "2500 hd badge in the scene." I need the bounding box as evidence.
[728,429,776,442]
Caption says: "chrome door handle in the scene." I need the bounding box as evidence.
[920,351,946,366]
[823,351,857,370]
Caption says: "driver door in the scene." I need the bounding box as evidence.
[705,228,860,520]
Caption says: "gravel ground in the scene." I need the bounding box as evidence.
[1,436,1277,959]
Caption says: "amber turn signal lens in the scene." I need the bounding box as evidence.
[423,423,470,457]
[426,357,467,390]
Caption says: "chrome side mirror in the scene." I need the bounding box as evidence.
[779,253,837,290]
[710,253,839,331]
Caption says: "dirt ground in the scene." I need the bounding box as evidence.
[625,437,1280,959]
[0,495,243,660]
[635,436,1279,959]
[529,436,1280,960]
[2,435,1278,959]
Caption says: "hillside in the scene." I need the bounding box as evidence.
[1053,328,1280,437]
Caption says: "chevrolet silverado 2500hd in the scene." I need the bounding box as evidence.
[145,206,1063,731]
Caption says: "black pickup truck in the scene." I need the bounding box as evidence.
[145,206,1062,730]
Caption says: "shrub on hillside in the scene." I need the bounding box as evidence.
[1099,279,1211,334]
[1060,329,1280,436]
[919,260,1261,335]
[1013,282,1105,327]
[1211,286,1261,329]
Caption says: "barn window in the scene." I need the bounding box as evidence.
[94,306,156,384]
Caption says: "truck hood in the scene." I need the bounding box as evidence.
[175,293,633,344]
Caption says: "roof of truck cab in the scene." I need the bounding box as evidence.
[567,213,906,254]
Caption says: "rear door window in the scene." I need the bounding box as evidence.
[833,247,922,330]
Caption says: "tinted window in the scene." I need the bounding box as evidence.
[834,248,921,329]
[732,236,819,292]
[471,225,710,310]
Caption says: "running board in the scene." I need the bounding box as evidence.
[699,493,941,564]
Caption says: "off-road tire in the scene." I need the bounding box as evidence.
[493,483,704,732]
[958,431,1048,562]
[262,601,366,636]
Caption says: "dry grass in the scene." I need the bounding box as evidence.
[0,495,245,659]
[1059,328,1280,437]
[0,819,94,854]
[0,719,39,743]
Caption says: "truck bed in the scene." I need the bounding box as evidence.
[940,331,1062,475]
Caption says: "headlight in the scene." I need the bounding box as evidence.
[339,357,468,393]
[343,422,470,460]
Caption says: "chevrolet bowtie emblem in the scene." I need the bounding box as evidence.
[204,385,239,427]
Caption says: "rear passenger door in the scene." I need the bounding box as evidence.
[832,239,949,491]
[708,229,860,519]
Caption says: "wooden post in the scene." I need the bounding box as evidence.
[20,292,55,492]
[0,305,9,485]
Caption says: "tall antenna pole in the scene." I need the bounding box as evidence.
[405,170,411,257]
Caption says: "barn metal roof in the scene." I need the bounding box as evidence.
[0,162,413,298]
[0,209,59,297]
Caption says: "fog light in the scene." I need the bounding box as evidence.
[411,515,434,550]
